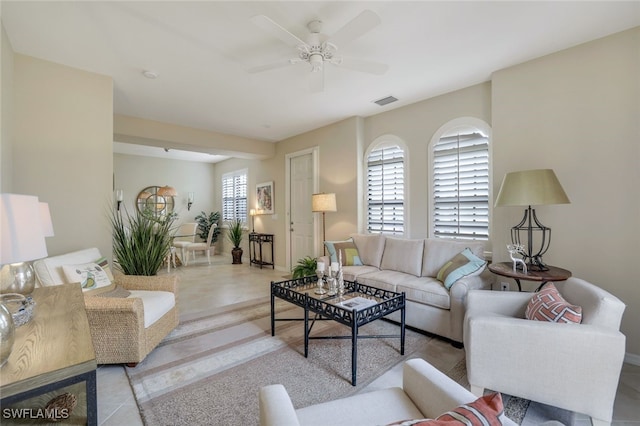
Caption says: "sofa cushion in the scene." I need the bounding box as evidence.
[351,233,386,268]
[422,239,485,278]
[356,270,409,293]
[436,248,486,290]
[525,283,582,324]
[341,265,380,282]
[333,241,363,266]
[380,237,424,277]
[397,276,451,310]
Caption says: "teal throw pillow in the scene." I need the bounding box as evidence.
[436,248,486,290]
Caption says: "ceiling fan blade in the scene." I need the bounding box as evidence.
[250,15,306,48]
[328,10,380,48]
[309,68,324,93]
[247,59,296,74]
[337,57,388,75]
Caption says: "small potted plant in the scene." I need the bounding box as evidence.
[292,256,317,278]
[227,218,244,264]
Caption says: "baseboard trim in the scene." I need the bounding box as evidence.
[625,352,640,366]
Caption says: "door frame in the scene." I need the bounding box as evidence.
[285,146,319,271]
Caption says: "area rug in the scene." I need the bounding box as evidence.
[125,297,569,425]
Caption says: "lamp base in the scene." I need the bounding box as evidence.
[0,262,36,295]
[511,206,551,273]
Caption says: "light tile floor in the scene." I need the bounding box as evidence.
[97,255,640,425]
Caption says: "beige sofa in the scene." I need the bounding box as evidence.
[259,358,518,426]
[320,234,494,345]
[33,248,178,365]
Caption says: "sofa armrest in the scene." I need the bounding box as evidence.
[114,274,178,294]
[259,384,300,426]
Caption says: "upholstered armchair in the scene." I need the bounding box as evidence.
[33,248,178,365]
[464,277,626,426]
[259,358,518,426]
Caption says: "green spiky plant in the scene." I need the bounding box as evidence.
[226,218,244,249]
[110,208,177,276]
[292,256,318,279]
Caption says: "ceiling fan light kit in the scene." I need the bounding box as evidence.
[248,10,388,91]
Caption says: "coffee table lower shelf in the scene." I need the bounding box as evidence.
[271,277,405,386]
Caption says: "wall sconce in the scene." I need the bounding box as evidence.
[115,189,124,211]
[187,192,194,211]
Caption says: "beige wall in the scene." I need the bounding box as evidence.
[12,54,113,258]
[113,153,216,226]
[1,23,13,191]
[492,28,640,356]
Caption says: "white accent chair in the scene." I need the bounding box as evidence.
[259,358,517,426]
[464,277,626,426]
[171,222,198,264]
[184,224,216,265]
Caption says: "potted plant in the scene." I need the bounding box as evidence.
[194,211,221,243]
[110,208,177,275]
[227,218,244,264]
[292,256,318,278]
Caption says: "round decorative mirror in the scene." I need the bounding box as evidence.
[136,186,175,217]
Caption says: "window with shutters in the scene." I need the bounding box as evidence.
[222,169,247,223]
[431,125,490,240]
[366,140,406,236]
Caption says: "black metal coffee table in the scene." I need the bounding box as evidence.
[270,276,405,386]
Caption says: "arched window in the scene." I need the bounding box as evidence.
[366,137,407,236]
[430,119,491,240]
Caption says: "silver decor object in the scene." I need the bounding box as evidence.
[0,302,15,367]
[507,244,528,274]
[0,293,36,327]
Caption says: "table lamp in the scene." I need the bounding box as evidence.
[0,194,50,295]
[312,193,337,255]
[494,169,570,271]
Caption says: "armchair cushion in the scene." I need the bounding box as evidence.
[525,283,582,323]
[62,261,112,292]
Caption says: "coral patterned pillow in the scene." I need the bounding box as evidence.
[525,283,582,323]
[387,392,504,425]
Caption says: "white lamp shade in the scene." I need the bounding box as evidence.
[1,194,48,264]
[312,193,337,212]
[495,169,570,207]
[39,202,55,237]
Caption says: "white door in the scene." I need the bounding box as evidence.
[289,152,314,268]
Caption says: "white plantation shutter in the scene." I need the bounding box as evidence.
[433,132,489,240]
[367,144,405,235]
[222,170,247,222]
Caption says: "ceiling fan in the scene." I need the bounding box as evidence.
[247,10,389,92]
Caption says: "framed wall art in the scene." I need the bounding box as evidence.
[256,181,274,214]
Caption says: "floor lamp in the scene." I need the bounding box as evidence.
[312,193,337,255]
[495,169,570,271]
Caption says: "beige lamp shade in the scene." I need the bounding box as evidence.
[157,186,178,197]
[495,169,570,207]
[0,194,48,264]
[250,209,256,216]
[312,193,337,212]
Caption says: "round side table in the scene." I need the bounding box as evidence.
[488,262,572,292]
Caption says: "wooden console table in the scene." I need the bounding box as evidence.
[0,283,97,425]
[249,232,275,269]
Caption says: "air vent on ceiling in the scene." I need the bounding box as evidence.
[373,95,398,106]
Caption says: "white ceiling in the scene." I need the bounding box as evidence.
[3,1,639,162]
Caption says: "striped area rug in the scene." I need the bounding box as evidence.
[125,297,432,425]
[125,297,571,425]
